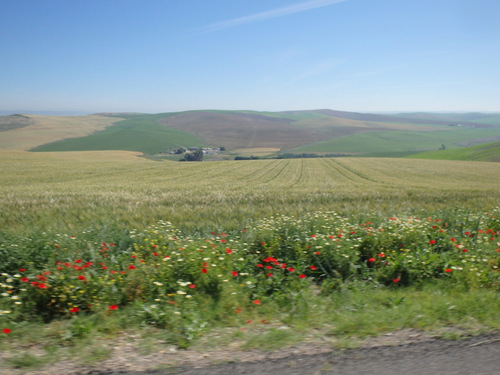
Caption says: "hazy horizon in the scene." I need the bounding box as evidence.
[1,108,500,118]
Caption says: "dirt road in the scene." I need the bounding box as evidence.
[94,334,499,375]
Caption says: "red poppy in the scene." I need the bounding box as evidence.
[444,268,453,273]
[152,252,159,256]
[299,274,306,279]
[69,307,80,313]
[226,248,232,254]
[231,271,238,277]
[201,268,208,274]
[287,267,295,272]
[393,278,400,283]
[37,283,47,289]
[75,259,82,263]
[20,277,29,283]
[253,300,261,305]
[189,284,196,289]
[429,240,436,245]
[314,251,321,255]
[257,264,263,268]
[2,328,11,334]
[368,258,376,263]
[235,308,242,314]
[108,305,119,310]
[267,273,273,277]
[78,275,86,281]
[19,268,26,272]
[128,264,136,270]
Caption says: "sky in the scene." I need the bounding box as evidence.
[1,0,499,115]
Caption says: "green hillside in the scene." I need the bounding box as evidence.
[291,128,500,155]
[31,114,204,154]
[11,109,500,158]
[409,141,500,162]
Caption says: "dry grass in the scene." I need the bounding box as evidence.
[231,147,281,156]
[0,115,123,150]
[1,151,499,234]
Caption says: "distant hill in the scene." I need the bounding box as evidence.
[1,109,499,160]
[0,114,121,151]
[408,141,500,162]
[0,114,34,132]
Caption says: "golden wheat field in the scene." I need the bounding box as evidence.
[1,150,499,233]
[0,115,122,151]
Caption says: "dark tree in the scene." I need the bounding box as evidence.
[184,147,203,161]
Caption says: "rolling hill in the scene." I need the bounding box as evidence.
[1,109,499,160]
[408,141,500,162]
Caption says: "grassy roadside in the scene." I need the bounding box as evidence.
[1,281,498,372]
[1,208,499,372]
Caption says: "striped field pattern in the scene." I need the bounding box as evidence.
[1,150,499,233]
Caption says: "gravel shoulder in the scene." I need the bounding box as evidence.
[161,333,500,375]
[9,330,499,375]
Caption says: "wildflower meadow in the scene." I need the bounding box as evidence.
[1,209,499,347]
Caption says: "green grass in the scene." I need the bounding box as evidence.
[409,141,500,162]
[31,114,204,154]
[1,282,498,371]
[471,114,500,125]
[292,128,500,155]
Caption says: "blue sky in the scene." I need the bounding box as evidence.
[1,0,499,114]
